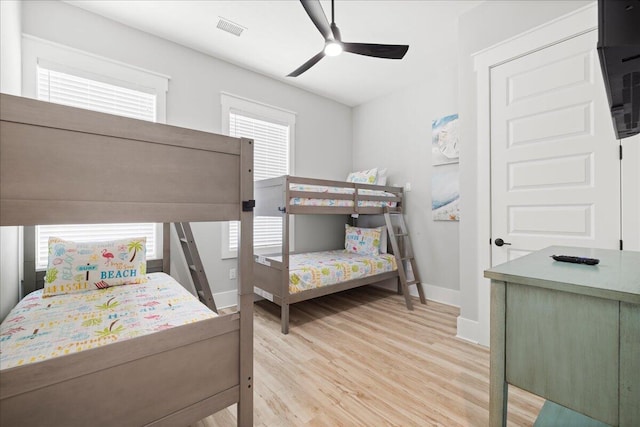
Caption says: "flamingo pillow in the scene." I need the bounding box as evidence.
[43,236,147,297]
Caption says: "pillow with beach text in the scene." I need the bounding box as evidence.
[43,236,147,297]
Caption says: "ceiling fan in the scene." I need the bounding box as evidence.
[288,0,409,77]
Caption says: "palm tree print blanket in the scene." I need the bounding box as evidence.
[0,273,216,370]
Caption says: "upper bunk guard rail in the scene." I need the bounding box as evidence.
[254,174,403,217]
[288,191,355,201]
[0,94,240,155]
[0,93,243,226]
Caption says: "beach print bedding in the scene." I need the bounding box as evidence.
[289,183,397,208]
[283,250,397,294]
[0,273,216,370]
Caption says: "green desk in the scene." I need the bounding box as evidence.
[484,246,640,427]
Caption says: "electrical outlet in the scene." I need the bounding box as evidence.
[405,182,411,191]
[229,268,237,280]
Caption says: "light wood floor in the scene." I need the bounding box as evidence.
[194,286,543,426]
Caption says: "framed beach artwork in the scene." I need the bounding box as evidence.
[432,114,459,165]
[432,165,460,221]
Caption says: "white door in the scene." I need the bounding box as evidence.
[491,30,621,265]
[622,134,640,251]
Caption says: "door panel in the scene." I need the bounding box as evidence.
[508,153,593,191]
[491,31,620,266]
[622,135,640,250]
[507,51,593,103]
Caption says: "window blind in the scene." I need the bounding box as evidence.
[35,66,158,268]
[37,67,155,121]
[228,112,290,251]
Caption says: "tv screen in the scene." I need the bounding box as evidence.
[597,0,640,139]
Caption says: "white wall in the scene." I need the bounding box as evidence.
[20,0,352,299]
[0,1,21,93]
[0,0,22,321]
[352,57,461,307]
[456,0,595,342]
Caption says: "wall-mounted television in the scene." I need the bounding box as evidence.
[597,0,640,139]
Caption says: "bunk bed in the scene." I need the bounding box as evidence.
[0,94,254,426]
[253,175,405,334]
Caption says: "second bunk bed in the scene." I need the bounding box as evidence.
[254,174,424,334]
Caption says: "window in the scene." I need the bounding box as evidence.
[34,59,166,268]
[37,66,156,121]
[221,93,295,257]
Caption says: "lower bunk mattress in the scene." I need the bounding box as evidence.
[0,272,216,370]
[269,250,398,294]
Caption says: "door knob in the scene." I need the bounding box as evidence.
[494,238,511,247]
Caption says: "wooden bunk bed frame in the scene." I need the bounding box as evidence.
[0,94,254,426]
[253,175,404,334]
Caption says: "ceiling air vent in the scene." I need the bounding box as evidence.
[217,17,246,37]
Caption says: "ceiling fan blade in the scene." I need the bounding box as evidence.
[342,42,409,59]
[287,51,326,77]
[300,0,332,40]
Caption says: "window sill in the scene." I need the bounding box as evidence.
[221,245,284,260]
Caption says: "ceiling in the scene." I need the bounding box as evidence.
[65,1,481,106]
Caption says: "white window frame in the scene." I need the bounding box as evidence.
[22,36,170,269]
[220,92,296,259]
[22,35,169,121]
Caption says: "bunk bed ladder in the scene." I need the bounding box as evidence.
[175,222,218,313]
[383,210,426,310]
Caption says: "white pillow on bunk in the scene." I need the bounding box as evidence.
[379,225,388,254]
[346,168,378,184]
[376,168,388,186]
[43,236,148,297]
[344,225,382,256]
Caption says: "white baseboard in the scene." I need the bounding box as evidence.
[422,283,460,307]
[373,280,460,308]
[456,316,482,345]
[213,289,238,310]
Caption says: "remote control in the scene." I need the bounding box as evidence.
[551,255,600,265]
